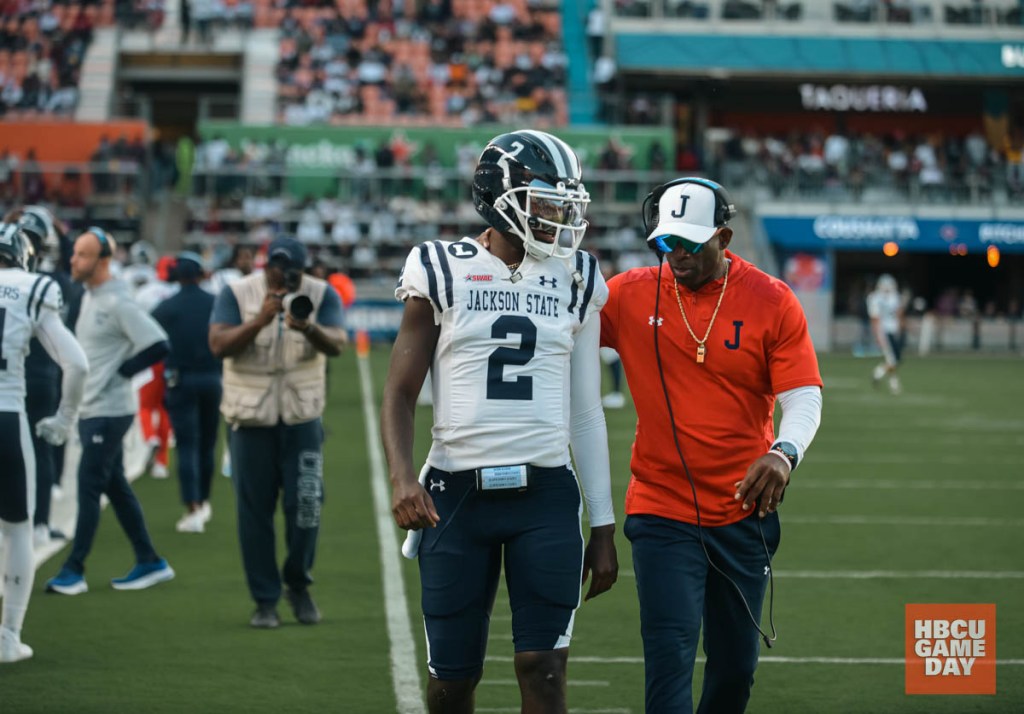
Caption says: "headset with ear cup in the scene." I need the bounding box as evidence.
[642,177,737,253]
[88,226,113,258]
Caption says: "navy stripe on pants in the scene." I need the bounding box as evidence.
[230,419,324,605]
[625,512,781,714]
[64,416,161,574]
[164,373,222,505]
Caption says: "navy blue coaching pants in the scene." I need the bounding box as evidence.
[625,512,781,714]
[229,418,324,605]
[65,415,161,574]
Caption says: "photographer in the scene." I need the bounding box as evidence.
[209,236,346,629]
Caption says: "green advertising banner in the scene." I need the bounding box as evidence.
[196,122,674,196]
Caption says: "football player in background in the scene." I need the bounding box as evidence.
[8,206,79,545]
[381,130,618,713]
[868,273,906,395]
[0,223,89,663]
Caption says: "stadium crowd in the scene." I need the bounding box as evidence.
[0,0,103,117]
[274,0,569,126]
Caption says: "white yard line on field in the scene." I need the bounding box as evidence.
[486,656,1024,666]
[616,569,1024,579]
[479,709,629,714]
[800,479,1024,490]
[785,515,1024,527]
[480,680,611,687]
[358,354,425,714]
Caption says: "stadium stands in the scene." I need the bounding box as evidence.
[0,0,119,118]
[272,0,569,126]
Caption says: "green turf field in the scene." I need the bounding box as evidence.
[3,351,1022,713]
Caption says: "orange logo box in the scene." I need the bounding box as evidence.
[905,604,996,695]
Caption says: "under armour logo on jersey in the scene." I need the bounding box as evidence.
[92,434,104,444]
[538,276,558,288]
[764,565,771,576]
[429,479,446,492]
[648,316,664,326]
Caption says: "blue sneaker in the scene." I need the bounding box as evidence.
[46,568,88,595]
[111,559,175,591]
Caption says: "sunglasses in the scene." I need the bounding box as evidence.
[653,234,708,255]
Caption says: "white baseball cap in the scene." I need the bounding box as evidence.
[647,182,723,247]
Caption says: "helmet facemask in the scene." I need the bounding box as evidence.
[494,178,590,261]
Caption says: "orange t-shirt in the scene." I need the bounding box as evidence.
[600,252,823,526]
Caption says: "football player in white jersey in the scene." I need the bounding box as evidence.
[382,130,618,713]
[867,273,905,395]
[0,224,88,663]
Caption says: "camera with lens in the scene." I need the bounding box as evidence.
[283,293,314,321]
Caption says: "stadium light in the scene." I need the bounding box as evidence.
[883,241,899,257]
[987,245,1001,268]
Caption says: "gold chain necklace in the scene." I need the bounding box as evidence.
[506,261,521,271]
[673,264,729,364]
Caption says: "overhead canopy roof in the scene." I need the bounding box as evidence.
[615,34,1024,79]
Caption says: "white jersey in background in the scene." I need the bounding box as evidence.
[0,270,63,411]
[867,288,902,336]
[396,237,607,472]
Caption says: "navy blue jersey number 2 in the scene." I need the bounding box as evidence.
[486,315,536,400]
[0,307,7,370]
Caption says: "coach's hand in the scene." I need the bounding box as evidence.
[391,477,440,531]
[582,524,618,601]
[734,454,791,518]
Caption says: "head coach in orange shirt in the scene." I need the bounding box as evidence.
[600,178,824,714]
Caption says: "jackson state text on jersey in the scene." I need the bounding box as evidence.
[396,238,607,472]
[0,271,63,411]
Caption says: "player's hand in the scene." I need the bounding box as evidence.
[391,478,440,531]
[35,414,73,446]
[734,453,791,518]
[258,292,284,327]
[582,524,618,601]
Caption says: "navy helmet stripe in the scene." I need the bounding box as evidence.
[417,243,442,311]
[567,251,583,315]
[34,277,55,320]
[25,274,44,316]
[431,241,453,310]
[578,253,598,322]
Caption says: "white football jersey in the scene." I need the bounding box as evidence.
[0,269,63,411]
[397,237,608,472]
[867,289,902,335]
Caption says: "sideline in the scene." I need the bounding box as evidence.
[357,343,426,714]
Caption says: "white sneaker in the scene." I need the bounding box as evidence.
[176,510,205,533]
[33,524,50,548]
[602,392,626,409]
[0,628,33,664]
[199,501,212,524]
[151,463,169,479]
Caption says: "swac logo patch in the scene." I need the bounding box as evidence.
[464,274,493,282]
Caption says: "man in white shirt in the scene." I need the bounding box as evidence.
[867,273,906,395]
[45,227,175,596]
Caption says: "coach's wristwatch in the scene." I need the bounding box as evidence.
[769,441,799,471]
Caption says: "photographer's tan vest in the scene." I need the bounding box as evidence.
[220,273,329,427]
